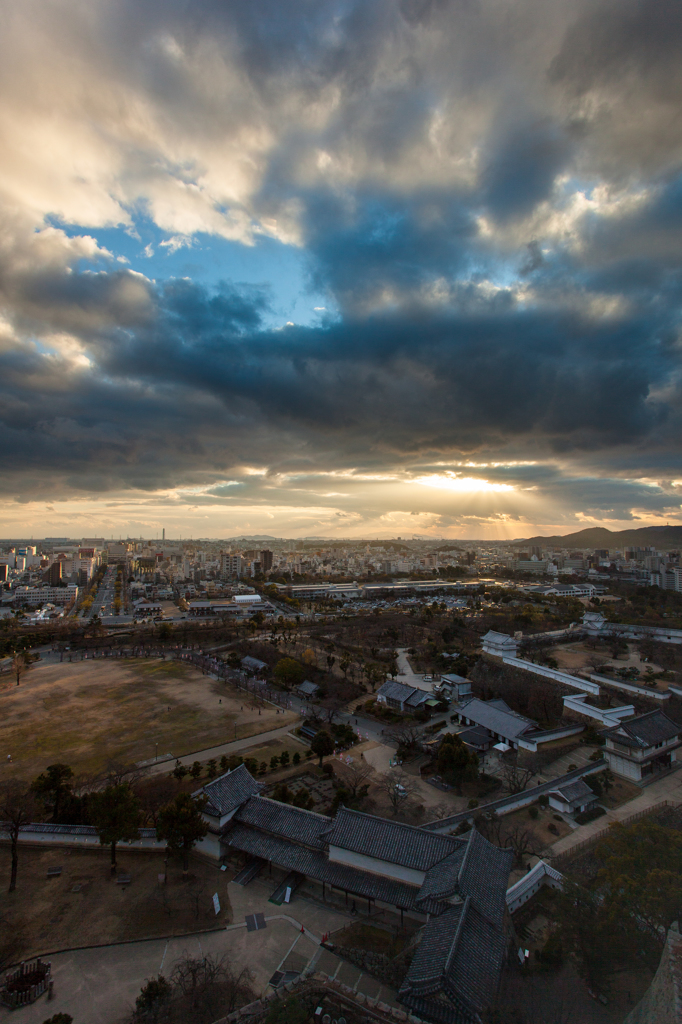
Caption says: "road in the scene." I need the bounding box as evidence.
[395,647,425,687]
[84,565,118,621]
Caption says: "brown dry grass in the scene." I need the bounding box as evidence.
[0,845,231,961]
[0,659,296,780]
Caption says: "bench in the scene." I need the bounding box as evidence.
[116,873,131,885]
[47,867,62,878]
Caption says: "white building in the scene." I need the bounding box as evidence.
[547,779,598,816]
[481,630,518,657]
[11,585,79,607]
[602,710,681,782]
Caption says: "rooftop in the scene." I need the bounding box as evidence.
[198,763,262,817]
[604,709,680,749]
[549,779,595,803]
[323,806,463,872]
[400,896,509,1024]
[377,679,426,704]
[233,796,330,850]
[458,697,536,739]
[297,679,319,696]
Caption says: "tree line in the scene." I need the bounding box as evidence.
[0,761,209,892]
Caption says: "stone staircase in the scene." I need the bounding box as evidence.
[310,946,403,1014]
[346,694,371,714]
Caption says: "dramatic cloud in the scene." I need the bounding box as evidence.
[0,0,681,536]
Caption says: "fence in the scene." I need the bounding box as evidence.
[1,959,51,1009]
[550,800,672,868]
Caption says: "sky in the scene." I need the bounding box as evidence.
[2,0,682,540]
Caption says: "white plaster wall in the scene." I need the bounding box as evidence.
[327,845,426,886]
[605,751,641,781]
[195,833,222,859]
[219,806,239,829]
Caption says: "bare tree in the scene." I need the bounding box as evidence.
[102,758,149,788]
[501,755,535,794]
[0,781,38,891]
[136,775,178,827]
[379,767,417,815]
[586,652,609,674]
[322,696,346,725]
[503,823,541,867]
[169,952,255,1021]
[335,758,375,798]
[608,628,629,660]
[11,651,29,686]
[473,809,505,847]
[392,725,421,758]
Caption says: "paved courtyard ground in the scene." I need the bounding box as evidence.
[0,869,354,1024]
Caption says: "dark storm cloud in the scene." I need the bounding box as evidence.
[0,0,681,526]
[482,121,572,222]
[0,263,678,500]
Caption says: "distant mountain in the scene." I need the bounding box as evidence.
[514,525,682,550]
[223,535,278,541]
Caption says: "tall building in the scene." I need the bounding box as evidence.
[43,561,63,586]
[220,552,243,578]
[260,549,273,573]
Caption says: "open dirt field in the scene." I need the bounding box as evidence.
[0,846,232,964]
[551,640,666,683]
[0,659,297,780]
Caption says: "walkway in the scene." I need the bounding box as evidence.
[548,767,682,859]
[146,722,301,775]
[534,744,599,783]
[0,873,351,1024]
[395,649,424,688]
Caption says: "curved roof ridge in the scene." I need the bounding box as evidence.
[249,794,331,821]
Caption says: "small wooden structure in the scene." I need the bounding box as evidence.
[1,958,51,1009]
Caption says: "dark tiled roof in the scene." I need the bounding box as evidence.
[416,829,512,923]
[457,726,492,748]
[225,824,420,909]
[242,655,268,670]
[457,698,536,739]
[604,710,680,749]
[1,823,157,839]
[417,849,467,905]
[377,680,419,703]
[456,829,513,924]
[549,779,595,803]
[199,764,261,817]
[233,796,330,850]
[400,898,508,1023]
[323,807,463,871]
[406,689,431,708]
[297,680,319,696]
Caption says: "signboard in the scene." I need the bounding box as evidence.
[284,887,292,903]
[212,893,221,915]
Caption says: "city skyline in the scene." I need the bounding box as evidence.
[2,1,682,539]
